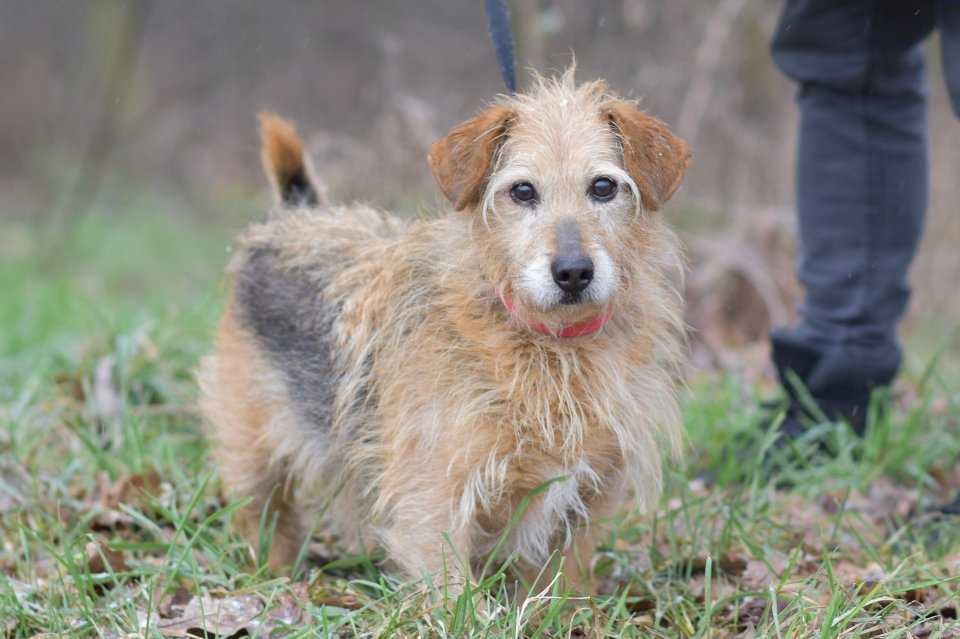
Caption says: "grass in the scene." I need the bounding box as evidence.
[2,209,960,638]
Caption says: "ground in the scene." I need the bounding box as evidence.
[2,209,959,638]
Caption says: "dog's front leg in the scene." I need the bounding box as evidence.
[561,475,629,595]
[521,476,626,596]
[231,472,305,572]
[511,526,596,599]
[379,496,474,593]
[558,526,597,594]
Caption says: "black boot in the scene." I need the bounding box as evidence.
[770,331,895,438]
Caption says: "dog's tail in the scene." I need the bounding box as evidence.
[258,112,327,208]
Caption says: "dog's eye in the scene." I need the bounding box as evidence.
[589,177,618,202]
[510,182,538,205]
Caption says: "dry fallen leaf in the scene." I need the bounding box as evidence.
[53,370,86,402]
[86,540,127,575]
[631,613,653,628]
[153,593,264,637]
[923,595,959,623]
[831,560,886,591]
[688,574,738,603]
[735,596,768,630]
[101,470,163,510]
[158,586,194,619]
[308,577,362,610]
[740,552,788,591]
[147,584,308,638]
[4,614,17,637]
[91,470,164,531]
[741,560,773,591]
[774,493,839,552]
[845,477,919,525]
[686,553,749,576]
[257,582,308,634]
[944,554,960,576]
[625,594,656,616]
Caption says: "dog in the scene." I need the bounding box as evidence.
[199,70,690,592]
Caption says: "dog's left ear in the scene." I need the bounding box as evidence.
[603,101,691,212]
[428,105,513,211]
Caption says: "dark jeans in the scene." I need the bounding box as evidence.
[770,1,960,426]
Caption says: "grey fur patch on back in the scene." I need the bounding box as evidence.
[235,247,338,430]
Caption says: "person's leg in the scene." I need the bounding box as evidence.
[770,0,935,433]
[939,2,960,118]
[931,1,960,513]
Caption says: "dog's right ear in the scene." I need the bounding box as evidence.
[427,105,513,211]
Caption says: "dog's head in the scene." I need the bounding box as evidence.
[428,72,690,337]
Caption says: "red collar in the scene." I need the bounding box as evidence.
[499,290,612,338]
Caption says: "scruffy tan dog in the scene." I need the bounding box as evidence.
[200,70,690,591]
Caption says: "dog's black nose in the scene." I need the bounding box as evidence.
[551,256,594,293]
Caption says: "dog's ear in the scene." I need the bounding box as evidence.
[428,105,513,211]
[603,101,691,212]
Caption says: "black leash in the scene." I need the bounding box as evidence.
[484,0,517,93]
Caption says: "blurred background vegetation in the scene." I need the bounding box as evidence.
[2,0,958,380]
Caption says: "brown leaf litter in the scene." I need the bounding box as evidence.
[145,582,309,638]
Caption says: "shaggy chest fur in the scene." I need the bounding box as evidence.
[373,328,657,562]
